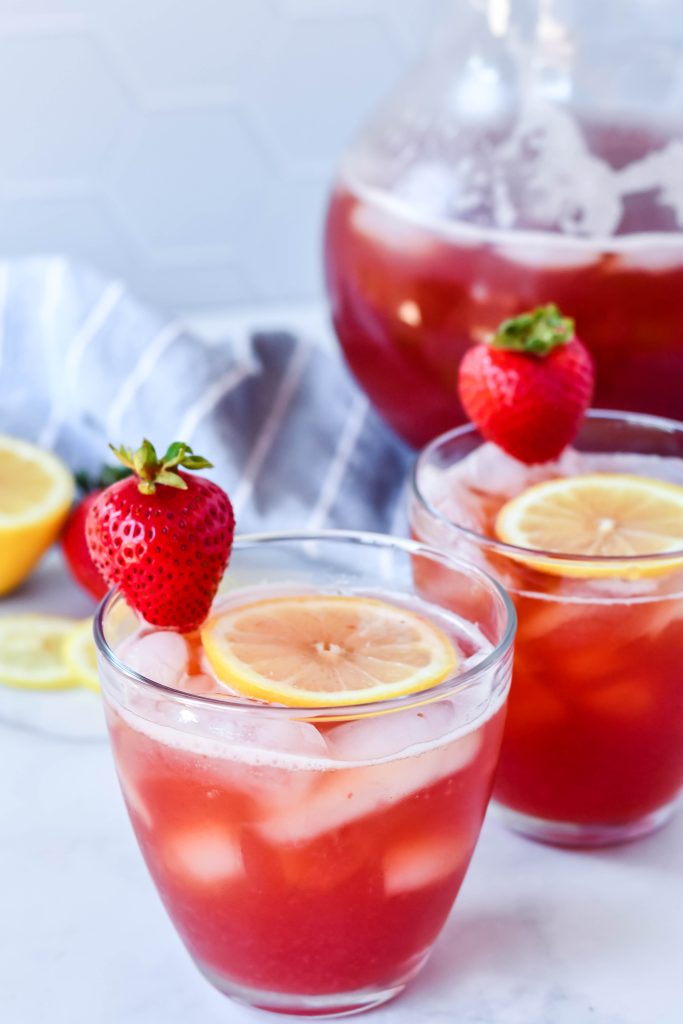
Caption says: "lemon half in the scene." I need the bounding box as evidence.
[0,435,74,594]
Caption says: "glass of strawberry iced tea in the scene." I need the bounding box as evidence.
[411,410,683,847]
[95,531,514,1016]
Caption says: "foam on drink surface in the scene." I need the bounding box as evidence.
[108,589,511,898]
[109,586,505,779]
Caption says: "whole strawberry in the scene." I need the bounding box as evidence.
[458,304,594,464]
[61,465,132,601]
[86,440,234,632]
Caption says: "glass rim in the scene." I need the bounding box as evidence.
[93,528,516,720]
[412,408,683,567]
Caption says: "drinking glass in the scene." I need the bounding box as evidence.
[95,530,515,1016]
[410,411,683,846]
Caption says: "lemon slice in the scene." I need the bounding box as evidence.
[63,618,100,691]
[0,435,74,595]
[495,473,683,579]
[0,615,81,690]
[201,595,458,707]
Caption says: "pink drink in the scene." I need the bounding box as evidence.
[325,125,683,448]
[410,414,683,845]
[97,534,514,1015]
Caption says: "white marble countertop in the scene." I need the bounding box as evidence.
[2,554,682,1024]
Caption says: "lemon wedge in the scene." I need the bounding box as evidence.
[495,472,683,579]
[0,615,81,690]
[0,435,74,595]
[201,595,457,707]
[63,618,99,691]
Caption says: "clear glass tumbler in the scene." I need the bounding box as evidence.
[410,410,683,847]
[95,530,514,1017]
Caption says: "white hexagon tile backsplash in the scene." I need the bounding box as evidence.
[0,0,450,312]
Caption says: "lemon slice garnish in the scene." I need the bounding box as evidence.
[0,615,81,690]
[0,435,74,595]
[495,473,683,579]
[62,618,100,691]
[201,595,457,707]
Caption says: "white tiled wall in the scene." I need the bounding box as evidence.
[0,0,449,312]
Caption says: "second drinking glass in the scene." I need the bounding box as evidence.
[411,410,683,846]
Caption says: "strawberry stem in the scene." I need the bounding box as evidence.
[109,439,213,495]
[492,304,575,356]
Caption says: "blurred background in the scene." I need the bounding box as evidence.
[0,0,450,314]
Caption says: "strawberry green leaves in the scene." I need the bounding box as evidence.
[492,304,575,357]
[110,439,214,495]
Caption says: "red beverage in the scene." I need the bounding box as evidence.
[410,412,683,845]
[97,533,514,1015]
[107,688,505,1003]
[325,124,683,448]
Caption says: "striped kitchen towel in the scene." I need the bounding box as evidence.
[0,258,411,534]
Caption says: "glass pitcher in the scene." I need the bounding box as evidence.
[324,0,683,447]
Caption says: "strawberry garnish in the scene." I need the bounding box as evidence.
[458,304,594,464]
[86,440,234,632]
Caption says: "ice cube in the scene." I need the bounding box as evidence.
[451,443,560,499]
[393,163,459,222]
[116,766,153,830]
[384,835,464,896]
[496,239,597,270]
[646,600,683,639]
[582,676,655,722]
[350,193,437,257]
[118,631,188,689]
[163,823,243,886]
[261,728,481,845]
[242,761,318,812]
[235,718,328,760]
[447,446,526,503]
[520,597,588,641]
[325,702,460,762]
[617,140,683,229]
[202,718,326,810]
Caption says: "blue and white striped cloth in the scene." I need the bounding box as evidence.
[0,259,411,533]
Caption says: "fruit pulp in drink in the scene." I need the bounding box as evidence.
[104,589,507,1005]
[325,125,683,448]
[411,445,683,826]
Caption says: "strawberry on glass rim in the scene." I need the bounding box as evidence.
[458,304,595,465]
[95,530,514,1015]
[86,439,234,632]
